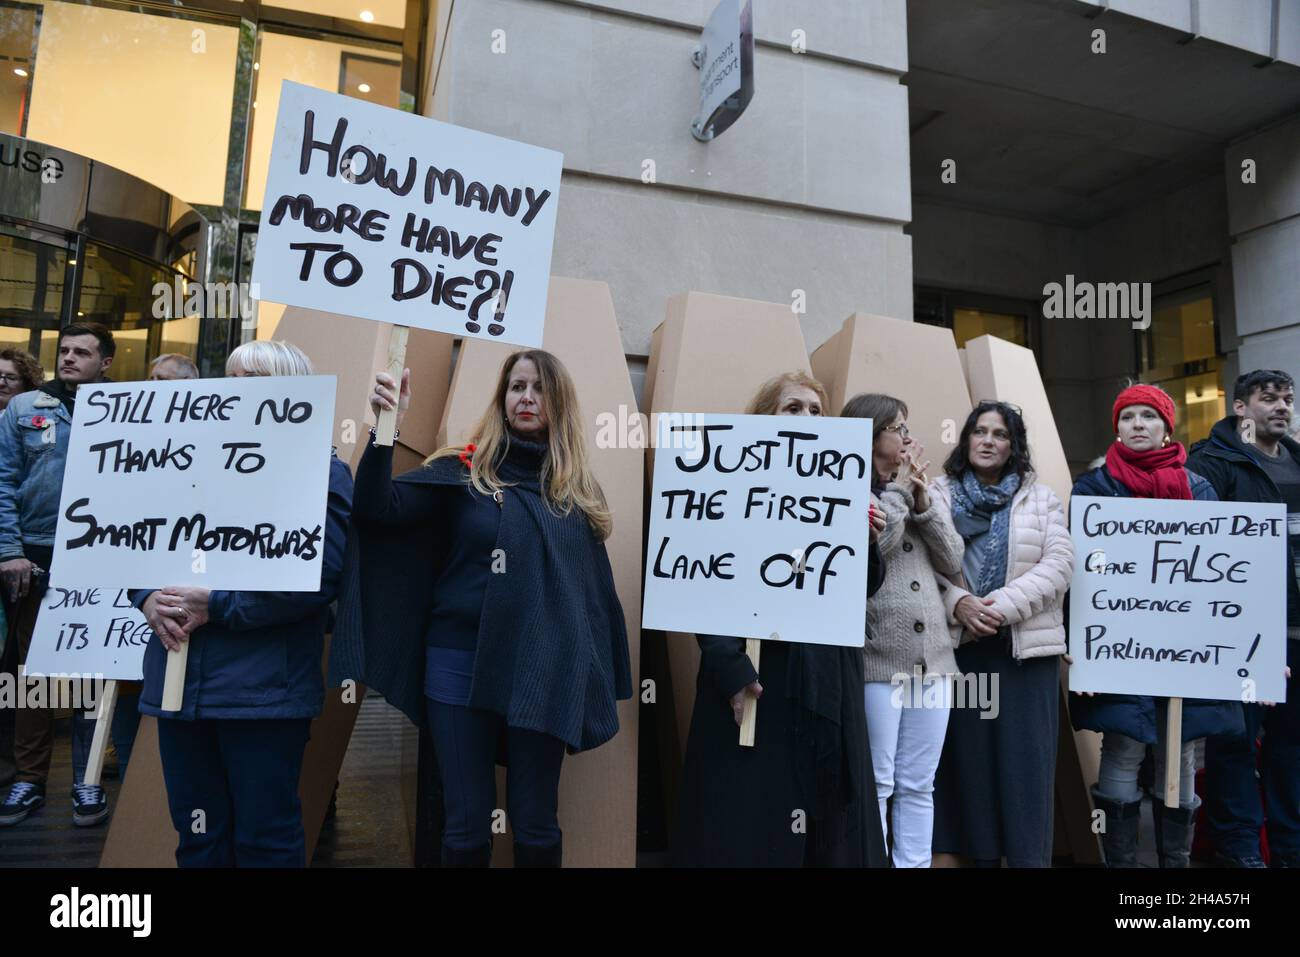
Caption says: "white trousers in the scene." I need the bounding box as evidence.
[865,675,952,868]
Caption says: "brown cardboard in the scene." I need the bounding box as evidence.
[810,312,972,466]
[272,306,453,470]
[99,717,175,867]
[435,277,642,867]
[644,291,812,824]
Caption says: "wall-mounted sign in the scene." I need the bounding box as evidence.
[691,0,755,142]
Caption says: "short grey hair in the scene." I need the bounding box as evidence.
[226,340,313,377]
[149,353,199,378]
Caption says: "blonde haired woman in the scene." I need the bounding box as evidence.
[672,371,888,867]
[226,340,314,377]
[334,350,632,867]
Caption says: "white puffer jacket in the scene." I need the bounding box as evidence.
[930,472,1074,659]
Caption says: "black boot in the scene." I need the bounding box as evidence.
[1157,803,1197,869]
[441,842,492,868]
[1092,790,1142,868]
[513,836,562,868]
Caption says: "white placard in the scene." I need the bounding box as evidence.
[1068,496,1287,702]
[251,81,562,347]
[24,583,150,680]
[642,414,873,647]
[51,376,336,592]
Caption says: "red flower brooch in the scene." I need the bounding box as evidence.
[30,416,49,429]
[458,443,477,467]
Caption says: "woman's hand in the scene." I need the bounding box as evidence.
[900,445,932,511]
[730,680,763,727]
[141,591,190,652]
[370,369,411,427]
[868,504,886,542]
[954,595,1004,637]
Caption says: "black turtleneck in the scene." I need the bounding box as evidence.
[425,437,551,704]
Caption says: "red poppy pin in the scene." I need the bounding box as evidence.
[458,443,477,467]
[30,416,49,429]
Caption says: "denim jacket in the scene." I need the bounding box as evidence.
[0,387,74,560]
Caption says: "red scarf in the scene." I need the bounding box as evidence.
[1105,440,1192,500]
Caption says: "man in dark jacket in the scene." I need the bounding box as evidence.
[1187,369,1300,868]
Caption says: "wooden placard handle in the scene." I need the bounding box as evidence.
[374,324,409,447]
[82,679,119,787]
[161,641,189,712]
[739,639,761,747]
[1164,697,1183,809]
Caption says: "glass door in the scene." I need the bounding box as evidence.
[0,218,73,375]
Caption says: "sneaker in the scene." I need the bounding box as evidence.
[1213,851,1267,868]
[71,783,109,827]
[0,782,46,826]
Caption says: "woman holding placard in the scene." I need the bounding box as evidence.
[345,349,631,868]
[135,340,354,867]
[842,393,965,868]
[1069,384,1240,867]
[929,400,1074,867]
[672,372,889,868]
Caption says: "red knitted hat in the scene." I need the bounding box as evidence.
[1112,384,1176,433]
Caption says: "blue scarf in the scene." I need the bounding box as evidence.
[949,469,1020,598]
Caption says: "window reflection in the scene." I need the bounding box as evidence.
[0,1,239,207]
[244,29,401,209]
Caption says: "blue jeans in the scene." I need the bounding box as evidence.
[1205,640,1300,862]
[1096,731,1197,808]
[425,698,565,850]
[156,716,311,867]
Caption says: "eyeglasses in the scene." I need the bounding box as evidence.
[881,423,910,438]
[0,374,22,385]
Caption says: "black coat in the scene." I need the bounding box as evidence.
[330,439,633,752]
[1187,415,1300,629]
[671,540,888,867]
[1067,463,1244,744]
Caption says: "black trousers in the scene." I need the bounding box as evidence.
[157,716,311,867]
[425,698,564,851]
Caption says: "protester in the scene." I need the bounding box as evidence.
[0,349,43,791]
[672,372,889,867]
[0,348,43,411]
[1188,369,1300,868]
[132,340,352,866]
[843,393,965,867]
[149,353,200,380]
[929,400,1074,867]
[0,324,115,828]
[337,349,632,867]
[1070,384,1240,867]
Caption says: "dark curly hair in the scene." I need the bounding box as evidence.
[943,400,1034,480]
[0,348,44,393]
